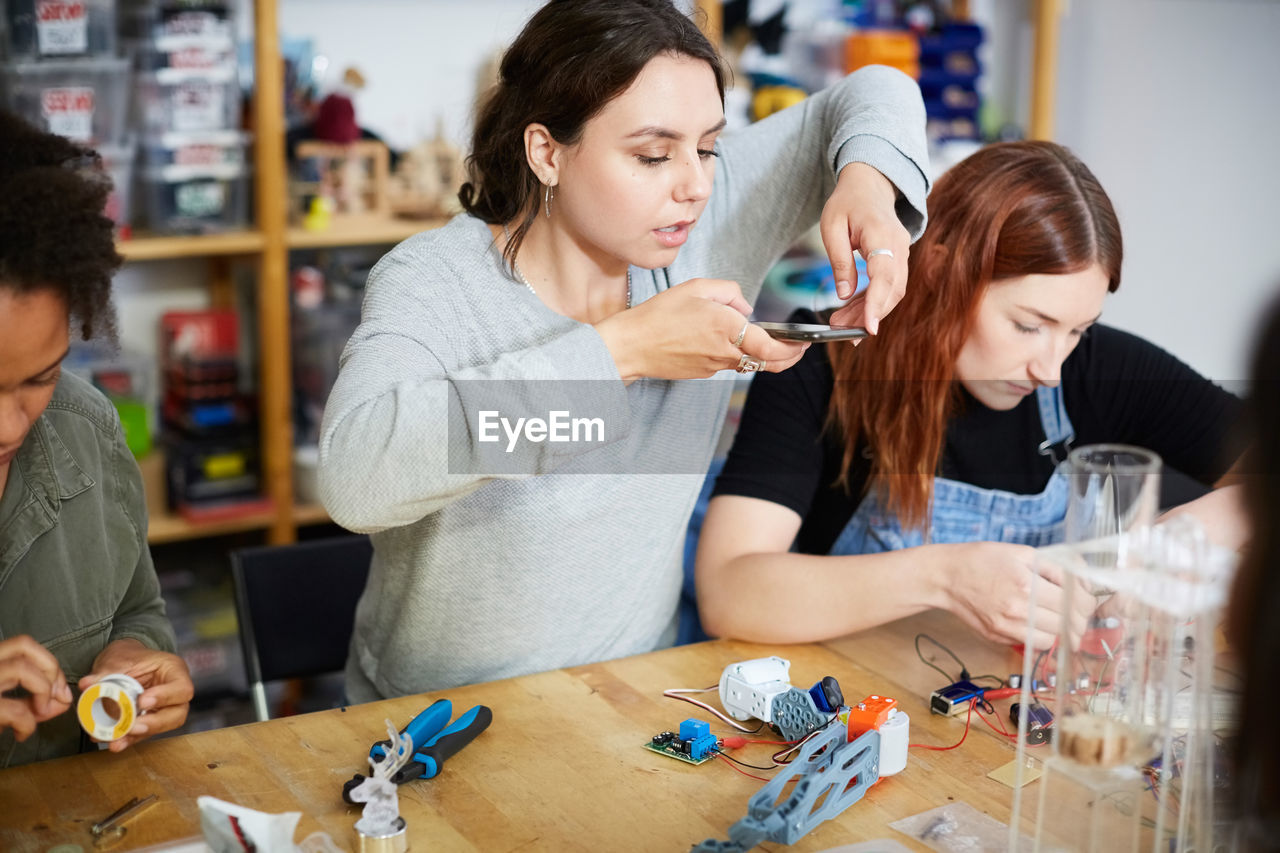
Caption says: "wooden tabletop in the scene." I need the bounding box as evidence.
[0,612,1030,852]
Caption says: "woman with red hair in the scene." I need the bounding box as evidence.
[696,140,1246,650]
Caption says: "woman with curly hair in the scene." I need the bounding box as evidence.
[0,110,193,766]
[698,140,1246,650]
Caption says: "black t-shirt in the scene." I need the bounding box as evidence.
[713,313,1244,555]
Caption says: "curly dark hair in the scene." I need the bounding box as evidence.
[0,109,121,343]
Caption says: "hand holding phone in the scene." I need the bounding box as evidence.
[755,322,868,342]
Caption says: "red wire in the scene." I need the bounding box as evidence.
[715,751,771,782]
[978,706,1015,739]
[909,698,976,751]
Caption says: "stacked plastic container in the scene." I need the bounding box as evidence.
[1,0,135,230]
[121,0,249,233]
[917,22,984,142]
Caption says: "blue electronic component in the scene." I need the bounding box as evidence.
[678,719,718,761]
[680,719,710,741]
[808,676,844,714]
[1010,702,1054,745]
[689,734,718,761]
[929,679,984,716]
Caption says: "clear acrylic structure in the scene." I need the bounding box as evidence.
[1009,446,1238,852]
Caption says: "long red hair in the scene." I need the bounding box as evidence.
[827,140,1123,530]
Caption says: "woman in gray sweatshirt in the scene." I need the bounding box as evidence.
[318,0,930,702]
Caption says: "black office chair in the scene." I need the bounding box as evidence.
[230,534,373,721]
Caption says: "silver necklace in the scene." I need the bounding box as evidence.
[503,224,631,308]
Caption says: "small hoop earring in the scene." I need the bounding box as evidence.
[544,183,554,219]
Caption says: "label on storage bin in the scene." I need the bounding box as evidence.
[159,10,232,43]
[41,87,94,141]
[175,180,227,219]
[171,81,227,132]
[167,47,234,71]
[175,144,230,167]
[36,0,88,55]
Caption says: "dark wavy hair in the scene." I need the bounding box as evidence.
[1228,291,1280,843]
[827,140,1122,529]
[0,109,121,343]
[459,0,726,269]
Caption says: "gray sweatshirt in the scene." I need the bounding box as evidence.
[319,65,930,702]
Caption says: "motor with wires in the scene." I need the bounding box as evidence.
[717,656,844,741]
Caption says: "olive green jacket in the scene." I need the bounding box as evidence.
[0,371,175,767]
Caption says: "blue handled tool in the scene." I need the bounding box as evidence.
[342,699,492,803]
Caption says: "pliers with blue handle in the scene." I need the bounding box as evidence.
[342,698,493,803]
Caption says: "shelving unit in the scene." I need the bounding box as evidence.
[115,0,1060,546]
[116,0,443,546]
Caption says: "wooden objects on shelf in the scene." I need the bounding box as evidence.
[293,139,392,232]
[387,121,465,220]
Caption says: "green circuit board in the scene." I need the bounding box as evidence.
[642,740,716,766]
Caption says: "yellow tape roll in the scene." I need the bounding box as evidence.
[77,674,143,742]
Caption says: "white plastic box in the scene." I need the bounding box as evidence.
[0,55,130,143]
[118,1,233,48]
[141,128,248,167]
[3,0,117,60]
[140,161,249,234]
[135,65,239,133]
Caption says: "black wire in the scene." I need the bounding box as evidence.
[1032,646,1049,686]
[712,748,777,771]
[915,633,966,683]
[772,714,841,765]
[970,673,1006,687]
[1030,646,1051,707]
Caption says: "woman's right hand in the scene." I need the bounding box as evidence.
[594,278,808,381]
[0,635,73,742]
[937,541,1093,650]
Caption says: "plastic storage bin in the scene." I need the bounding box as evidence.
[97,138,136,229]
[0,56,130,143]
[135,65,239,133]
[140,161,249,233]
[118,1,233,49]
[64,343,156,457]
[130,40,234,72]
[3,0,117,60]
[141,128,247,167]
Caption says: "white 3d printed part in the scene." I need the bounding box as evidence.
[719,656,793,722]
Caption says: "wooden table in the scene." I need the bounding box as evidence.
[0,612,1030,852]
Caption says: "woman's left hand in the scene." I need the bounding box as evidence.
[820,162,911,335]
[79,638,194,751]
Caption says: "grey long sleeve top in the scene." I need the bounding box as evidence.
[318,65,930,701]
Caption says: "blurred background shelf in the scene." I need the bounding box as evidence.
[117,230,267,261]
[292,503,332,526]
[146,503,333,545]
[286,215,447,249]
[148,507,277,544]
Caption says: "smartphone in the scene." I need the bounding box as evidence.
[756,321,868,342]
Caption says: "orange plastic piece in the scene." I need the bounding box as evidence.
[846,694,897,740]
[845,31,919,78]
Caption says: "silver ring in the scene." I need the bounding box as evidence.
[866,248,895,260]
[735,354,764,374]
[732,321,749,349]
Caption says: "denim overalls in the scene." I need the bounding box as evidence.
[829,386,1075,554]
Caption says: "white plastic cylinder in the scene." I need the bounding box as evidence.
[877,709,909,777]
